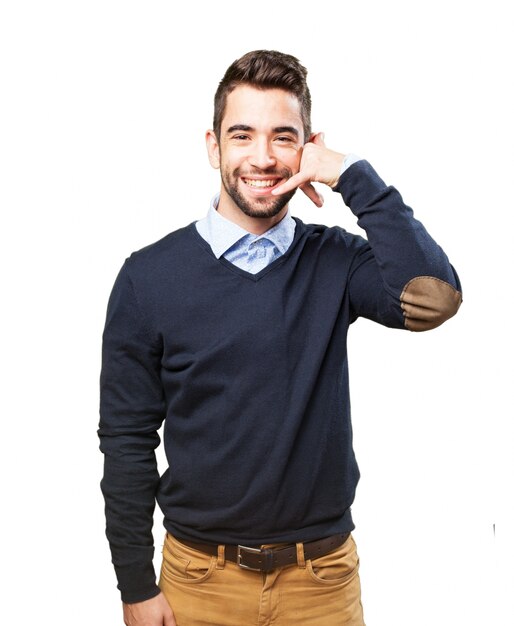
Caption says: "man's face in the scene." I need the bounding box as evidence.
[207,85,305,220]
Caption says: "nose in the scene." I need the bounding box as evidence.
[248,137,277,170]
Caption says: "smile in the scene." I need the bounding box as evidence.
[242,177,282,189]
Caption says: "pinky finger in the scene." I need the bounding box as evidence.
[271,172,305,196]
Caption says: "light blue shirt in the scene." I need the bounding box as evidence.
[195,154,362,274]
[195,196,296,274]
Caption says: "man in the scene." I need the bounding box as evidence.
[99,50,462,626]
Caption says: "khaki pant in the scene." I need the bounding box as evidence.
[158,532,365,625]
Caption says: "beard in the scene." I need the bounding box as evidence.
[221,164,297,219]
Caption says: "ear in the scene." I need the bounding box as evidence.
[205,129,221,169]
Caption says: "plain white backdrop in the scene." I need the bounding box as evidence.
[1,1,512,624]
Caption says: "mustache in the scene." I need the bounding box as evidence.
[234,166,292,179]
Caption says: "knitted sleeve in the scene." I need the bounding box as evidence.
[98,260,165,603]
[334,161,462,331]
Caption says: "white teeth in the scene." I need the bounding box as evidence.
[244,179,277,188]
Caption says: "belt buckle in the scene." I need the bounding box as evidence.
[237,544,265,571]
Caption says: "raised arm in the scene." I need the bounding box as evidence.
[273,134,462,330]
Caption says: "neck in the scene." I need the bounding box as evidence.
[216,189,289,235]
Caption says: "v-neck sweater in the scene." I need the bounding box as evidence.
[195,194,296,273]
[99,160,462,603]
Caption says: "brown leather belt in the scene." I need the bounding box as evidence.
[177,533,350,572]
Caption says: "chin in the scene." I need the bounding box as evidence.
[232,184,296,219]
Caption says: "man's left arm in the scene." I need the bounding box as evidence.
[273,134,462,331]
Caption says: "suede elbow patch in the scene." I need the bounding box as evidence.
[400,276,462,331]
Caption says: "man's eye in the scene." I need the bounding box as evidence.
[276,136,294,143]
[233,135,250,141]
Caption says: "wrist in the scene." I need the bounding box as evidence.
[327,152,346,188]
[330,153,364,189]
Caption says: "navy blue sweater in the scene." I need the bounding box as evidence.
[99,161,461,603]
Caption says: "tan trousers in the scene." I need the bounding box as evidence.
[158,532,365,626]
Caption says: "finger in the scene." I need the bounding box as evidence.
[300,182,324,207]
[271,172,309,196]
[164,609,177,626]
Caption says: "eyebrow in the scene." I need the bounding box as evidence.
[226,124,253,134]
[226,124,300,137]
[273,126,299,137]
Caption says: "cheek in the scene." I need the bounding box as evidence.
[221,151,245,174]
[221,162,240,186]
[286,151,302,173]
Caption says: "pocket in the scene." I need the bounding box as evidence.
[160,533,216,584]
[306,534,360,586]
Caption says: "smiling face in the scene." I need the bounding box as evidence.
[206,85,305,232]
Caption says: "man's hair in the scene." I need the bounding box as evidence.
[213,50,311,142]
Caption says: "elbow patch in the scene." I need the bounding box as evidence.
[400,276,462,331]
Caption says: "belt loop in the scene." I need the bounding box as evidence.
[296,542,306,569]
[216,544,226,570]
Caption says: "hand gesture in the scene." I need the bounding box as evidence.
[272,133,345,207]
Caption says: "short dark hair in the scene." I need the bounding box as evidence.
[213,50,311,142]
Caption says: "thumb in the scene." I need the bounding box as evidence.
[310,131,326,147]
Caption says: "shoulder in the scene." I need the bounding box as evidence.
[123,222,198,280]
[130,222,196,261]
[295,218,368,254]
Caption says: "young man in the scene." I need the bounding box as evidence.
[99,50,462,626]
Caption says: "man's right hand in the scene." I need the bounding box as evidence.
[123,592,176,626]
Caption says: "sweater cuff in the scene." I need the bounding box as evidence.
[332,160,388,214]
[115,561,161,604]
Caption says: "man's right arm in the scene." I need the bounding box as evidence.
[98,260,166,606]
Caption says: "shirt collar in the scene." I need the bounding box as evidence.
[196,193,296,259]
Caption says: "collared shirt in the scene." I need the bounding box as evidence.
[195,154,362,274]
[195,196,297,274]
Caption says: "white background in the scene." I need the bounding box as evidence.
[1,1,512,624]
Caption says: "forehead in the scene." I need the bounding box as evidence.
[221,85,303,136]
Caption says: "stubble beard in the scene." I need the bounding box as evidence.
[221,165,297,219]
